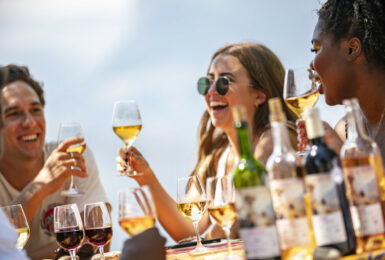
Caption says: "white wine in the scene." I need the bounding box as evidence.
[113,125,142,146]
[66,143,86,154]
[119,216,155,237]
[177,201,207,222]
[16,227,30,250]
[208,203,237,228]
[284,90,319,117]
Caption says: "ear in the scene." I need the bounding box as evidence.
[254,90,266,107]
[344,37,362,62]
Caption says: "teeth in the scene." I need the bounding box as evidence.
[210,101,227,107]
[21,134,38,141]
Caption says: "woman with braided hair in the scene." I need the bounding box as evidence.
[302,0,385,161]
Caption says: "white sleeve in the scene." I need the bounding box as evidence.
[0,209,30,260]
[68,146,110,211]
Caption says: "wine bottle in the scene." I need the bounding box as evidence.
[340,98,385,254]
[266,98,315,259]
[303,107,356,256]
[232,106,280,260]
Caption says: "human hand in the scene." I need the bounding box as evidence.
[322,122,343,154]
[35,137,87,196]
[296,119,310,153]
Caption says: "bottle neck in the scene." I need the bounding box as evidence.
[346,106,368,140]
[271,121,293,153]
[310,136,326,146]
[235,121,254,159]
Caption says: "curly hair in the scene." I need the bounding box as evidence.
[318,0,385,69]
[0,64,45,109]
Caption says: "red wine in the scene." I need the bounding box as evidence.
[85,227,113,246]
[56,228,84,250]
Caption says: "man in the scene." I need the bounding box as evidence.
[0,64,109,259]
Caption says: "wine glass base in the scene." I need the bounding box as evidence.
[61,189,84,197]
[220,254,243,260]
[188,245,209,255]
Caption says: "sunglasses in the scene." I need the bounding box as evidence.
[197,77,230,96]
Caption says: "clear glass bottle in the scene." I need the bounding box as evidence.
[340,98,385,254]
[232,106,280,260]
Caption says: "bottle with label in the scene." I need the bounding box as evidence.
[232,106,281,260]
[266,98,315,259]
[303,107,356,256]
[340,98,385,254]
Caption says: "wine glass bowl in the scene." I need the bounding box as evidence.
[54,204,84,260]
[112,100,143,176]
[118,186,156,237]
[57,121,86,197]
[1,204,30,250]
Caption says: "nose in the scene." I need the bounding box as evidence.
[22,111,37,128]
[207,79,217,95]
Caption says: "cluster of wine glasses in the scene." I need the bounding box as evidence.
[54,202,112,260]
[1,204,30,250]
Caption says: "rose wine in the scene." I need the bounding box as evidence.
[66,143,86,154]
[16,227,30,250]
[208,203,237,228]
[119,216,155,237]
[85,226,113,246]
[284,90,319,117]
[177,201,207,222]
[56,228,84,250]
[113,125,142,146]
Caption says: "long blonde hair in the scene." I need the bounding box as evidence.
[190,42,297,183]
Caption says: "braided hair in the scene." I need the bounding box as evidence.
[318,0,385,69]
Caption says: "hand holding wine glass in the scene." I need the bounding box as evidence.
[84,202,112,260]
[112,100,143,176]
[57,121,87,197]
[177,176,208,253]
[54,204,84,260]
[1,204,30,250]
[118,186,156,237]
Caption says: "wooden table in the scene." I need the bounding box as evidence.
[166,240,245,260]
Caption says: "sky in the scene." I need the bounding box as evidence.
[0,0,345,251]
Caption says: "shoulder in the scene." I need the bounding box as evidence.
[254,129,274,165]
[334,117,347,142]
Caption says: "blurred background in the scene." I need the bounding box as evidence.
[0,0,343,251]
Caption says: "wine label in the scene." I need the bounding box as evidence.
[270,178,311,249]
[235,186,280,258]
[305,173,347,246]
[343,165,385,236]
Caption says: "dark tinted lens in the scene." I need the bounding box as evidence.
[216,77,229,95]
[197,77,210,95]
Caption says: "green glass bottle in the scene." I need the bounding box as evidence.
[232,106,280,260]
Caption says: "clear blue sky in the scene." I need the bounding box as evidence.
[0,0,343,250]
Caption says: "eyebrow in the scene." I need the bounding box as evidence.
[207,72,235,77]
[4,101,42,114]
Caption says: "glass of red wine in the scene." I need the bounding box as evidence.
[54,204,84,260]
[84,202,112,260]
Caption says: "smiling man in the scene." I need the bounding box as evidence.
[0,65,109,260]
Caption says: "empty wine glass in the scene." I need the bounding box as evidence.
[206,176,241,260]
[58,121,86,197]
[1,204,30,250]
[84,202,112,260]
[177,176,208,253]
[54,204,84,260]
[112,100,143,176]
[118,186,156,237]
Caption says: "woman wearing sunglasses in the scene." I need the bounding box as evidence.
[117,42,298,242]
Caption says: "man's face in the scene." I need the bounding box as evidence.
[1,81,46,161]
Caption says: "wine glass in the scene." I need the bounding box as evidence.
[206,176,241,260]
[112,100,143,176]
[58,121,86,197]
[84,202,112,260]
[1,204,30,250]
[54,204,84,260]
[283,67,319,153]
[177,176,208,253]
[118,186,156,237]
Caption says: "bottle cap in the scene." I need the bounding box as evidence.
[268,98,286,122]
[303,107,324,139]
[232,106,247,123]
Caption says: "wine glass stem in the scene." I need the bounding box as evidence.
[69,175,75,189]
[99,246,105,260]
[224,226,233,255]
[193,221,203,249]
[68,249,77,260]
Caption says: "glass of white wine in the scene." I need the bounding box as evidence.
[1,204,30,250]
[206,176,241,260]
[118,186,156,237]
[112,100,143,176]
[177,176,208,253]
[58,121,86,197]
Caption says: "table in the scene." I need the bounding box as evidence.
[166,240,245,260]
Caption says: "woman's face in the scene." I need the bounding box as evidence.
[311,18,351,106]
[205,54,261,132]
